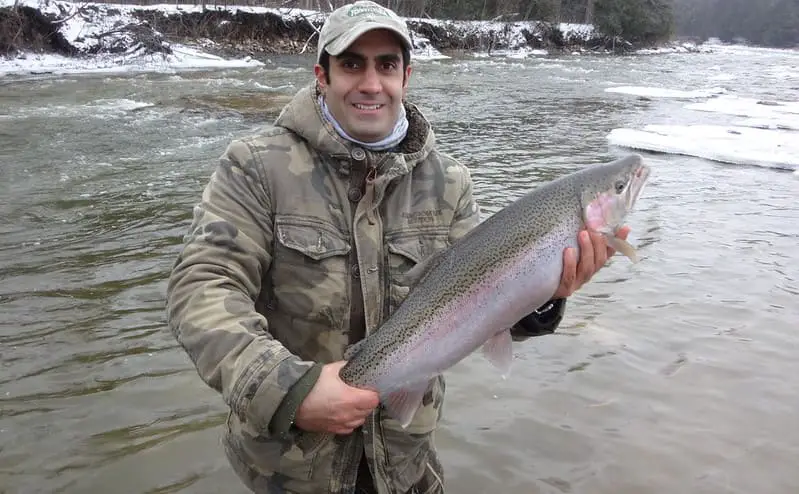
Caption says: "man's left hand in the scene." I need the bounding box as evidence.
[552,226,631,299]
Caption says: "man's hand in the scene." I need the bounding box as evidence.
[294,361,379,435]
[553,226,632,299]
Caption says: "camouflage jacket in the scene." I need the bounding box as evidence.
[166,82,565,494]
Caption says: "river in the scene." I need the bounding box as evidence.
[1,45,798,494]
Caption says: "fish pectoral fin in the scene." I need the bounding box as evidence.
[482,329,513,379]
[343,340,366,361]
[383,380,432,429]
[606,235,639,263]
[398,249,449,288]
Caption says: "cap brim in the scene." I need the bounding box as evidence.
[323,22,412,58]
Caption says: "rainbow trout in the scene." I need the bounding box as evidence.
[340,154,651,428]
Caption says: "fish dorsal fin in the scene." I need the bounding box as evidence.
[383,379,432,429]
[343,339,366,361]
[398,247,450,288]
[482,329,514,379]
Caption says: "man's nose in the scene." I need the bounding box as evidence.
[358,65,381,93]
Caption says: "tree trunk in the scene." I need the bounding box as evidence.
[584,0,594,24]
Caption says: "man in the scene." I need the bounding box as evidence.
[165,1,630,493]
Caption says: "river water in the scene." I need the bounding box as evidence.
[1,45,798,494]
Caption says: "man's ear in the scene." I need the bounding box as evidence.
[402,64,413,96]
[314,64,327,90]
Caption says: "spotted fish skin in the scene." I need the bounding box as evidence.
[340,154,651,427]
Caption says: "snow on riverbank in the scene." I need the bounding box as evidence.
[1,0,455,75]
[605,86,728,99]
[0,45,264,76]
[1,0,706,77]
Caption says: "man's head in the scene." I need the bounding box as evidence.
[314,1,413,143]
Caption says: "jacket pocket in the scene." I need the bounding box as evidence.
[384,227,450,314]
[271,215,351,327]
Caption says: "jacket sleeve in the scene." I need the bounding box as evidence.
[166,139,316,436]
[448,162,565,342]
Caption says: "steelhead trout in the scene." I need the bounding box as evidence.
[340,154,651,428]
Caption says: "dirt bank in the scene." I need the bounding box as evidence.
[0,1,665,61]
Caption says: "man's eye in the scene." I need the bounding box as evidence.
[342,60,360,70]
[381,62,398,71]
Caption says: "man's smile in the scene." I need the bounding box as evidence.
[353,103,384,111]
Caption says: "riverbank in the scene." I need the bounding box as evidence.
[0,0,710,76]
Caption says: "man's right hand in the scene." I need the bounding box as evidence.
[294,361,380,435]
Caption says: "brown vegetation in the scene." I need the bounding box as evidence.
[132,9,322,55]
[0,5,76,56]
[0,1,645,61]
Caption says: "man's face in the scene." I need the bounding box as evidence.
[315,29,412,143]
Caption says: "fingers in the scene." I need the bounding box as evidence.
[330,412,369,435]
[557,226,635,299]
[561,246,577,290]
[576,231,596,284]
[333,393,377,424]
[354,390,380,410]
[333,405,372,421]
[590,231,608,271]
[331,418,367,435]
[346,417,366,429]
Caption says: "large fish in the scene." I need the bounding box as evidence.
[340,154,651,428]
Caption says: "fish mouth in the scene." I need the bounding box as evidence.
[626,162,651,210]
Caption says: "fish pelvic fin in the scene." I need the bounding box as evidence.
[482,329,513,379]
[606,235,639,263]
[384,380,432,429]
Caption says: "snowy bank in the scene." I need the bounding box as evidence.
[1,0,709,77]
[606,91,799,172]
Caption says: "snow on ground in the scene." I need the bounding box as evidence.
[607,91,799,171]
[0,0,268,75]
[0,0,713,77]
[0,46,263,76]
[605,86,728,99]
[608,124,798,170]
[0,0,457,74]
[734,117,799,131]
[685,95,799,119]
[636,42,713,55]
[0,0,621,76]
[559,22,595,40]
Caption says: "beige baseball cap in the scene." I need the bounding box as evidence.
[316,1,412,62]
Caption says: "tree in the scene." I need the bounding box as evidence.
[593,0,673,44]
[671,0,799,48]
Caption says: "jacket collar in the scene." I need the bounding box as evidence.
[274,81,437,181]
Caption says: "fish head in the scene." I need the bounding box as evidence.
[579,154,650,257]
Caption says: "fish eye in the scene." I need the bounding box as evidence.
[615,180,626,194]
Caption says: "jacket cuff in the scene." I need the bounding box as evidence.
[510,298,566,341]
[269,362,323,436]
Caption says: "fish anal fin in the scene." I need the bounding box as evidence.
[482,329,513,379]
[383,380,431,429]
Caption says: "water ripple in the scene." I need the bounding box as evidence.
[2,47,799,494]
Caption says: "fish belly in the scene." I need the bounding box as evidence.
[376,230,576,394]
